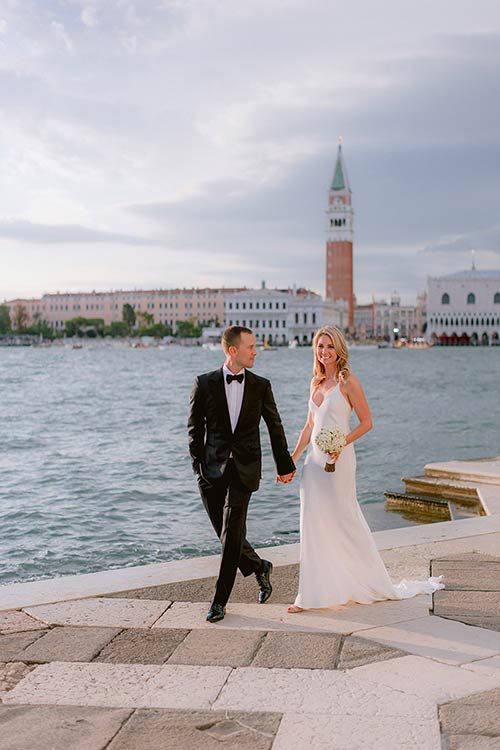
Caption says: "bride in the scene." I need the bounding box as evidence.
[286,325,443,613]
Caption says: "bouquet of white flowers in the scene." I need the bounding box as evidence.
[315,425,347,472]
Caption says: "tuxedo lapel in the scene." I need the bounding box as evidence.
[209,368,232,434]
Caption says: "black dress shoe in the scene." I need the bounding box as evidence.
[206,602,226,623]
[256,560,273,604]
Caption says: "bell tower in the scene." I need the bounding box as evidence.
[326,137,354,328]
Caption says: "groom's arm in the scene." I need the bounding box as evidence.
[262,381,296,477]
[188,376,206,473]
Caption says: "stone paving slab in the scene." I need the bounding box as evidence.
[152,597,429,634]
[337,636,405,670]
[2,662,232,710]
[350,654,500,703]
[0,611,48,634]
[272,712,441,750]
[95,628,189,664]
[443,615,500,632]
[439,686,500,738]
[106,709,282,750]
[0,662,35,693]
[447,736,500,749]
[0,631,47,661]
[430,552,500,563]
[212,666,436,719]
[434,590,500,617]
[24,598,171,628]
[168,629,265,667]
[105,564,300,605]
[461,656,500,678]
[19,626,121,663]
[381,532,500,583]
[357,615,500,665]
[0,704,132,750]
[2,662,161,708]
[139,664,232,709]
[430,555,500,591]
[251,631,341,669]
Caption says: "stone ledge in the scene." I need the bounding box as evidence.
[4,515,500,612]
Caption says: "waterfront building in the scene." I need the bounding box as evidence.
[223,283,343,345]
[427,268,500,346]
[354,292,423,340]
[326,137,354,329]
[5,288,243,334]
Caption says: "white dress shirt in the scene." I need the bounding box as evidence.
[223,364,245,433]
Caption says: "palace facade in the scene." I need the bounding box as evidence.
[224,284,345,345]
[5,288,243,334]
[426,269,500,345]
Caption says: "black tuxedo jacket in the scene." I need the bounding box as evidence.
[188,367,295,492]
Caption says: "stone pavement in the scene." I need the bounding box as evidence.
[2,519,500,748]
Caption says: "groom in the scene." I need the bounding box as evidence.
[188,325,296,623]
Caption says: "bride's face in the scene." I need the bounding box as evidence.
[316,334,338,368]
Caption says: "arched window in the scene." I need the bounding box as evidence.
[441,293,450,305]
[467,292,476,304]
[494,292,500,304]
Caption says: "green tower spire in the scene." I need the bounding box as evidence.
[330,136,351,192]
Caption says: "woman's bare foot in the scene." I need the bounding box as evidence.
[287,605,304,613]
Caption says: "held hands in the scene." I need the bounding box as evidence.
[276,471,296,484]
[328,452,340,463]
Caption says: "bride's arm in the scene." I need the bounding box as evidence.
[291,409,314,464]
[342,374,372,445]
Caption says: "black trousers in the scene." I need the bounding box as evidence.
[197,459,262,606]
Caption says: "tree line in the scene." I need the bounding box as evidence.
[0,302,211,339]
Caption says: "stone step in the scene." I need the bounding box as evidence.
[448,501,484,520]
[424,458,500,487]
[402,475,480,502]
[430,556,500,591]
[384,491,451,521]
[432,590,500,618]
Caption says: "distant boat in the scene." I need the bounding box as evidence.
[202,342,221,351]
[259,336,278,351]
[406,337,432,349]
[288,340,298,349]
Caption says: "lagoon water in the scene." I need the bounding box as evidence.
[0,344,498,585]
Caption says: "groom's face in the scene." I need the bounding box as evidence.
[231,332,257,370]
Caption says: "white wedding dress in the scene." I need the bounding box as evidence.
[294,385,444,609]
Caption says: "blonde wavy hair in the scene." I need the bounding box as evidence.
[312,326,351,385]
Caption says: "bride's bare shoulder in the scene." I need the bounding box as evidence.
[342,372,362,391]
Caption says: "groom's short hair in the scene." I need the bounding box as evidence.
[222,325,253,354]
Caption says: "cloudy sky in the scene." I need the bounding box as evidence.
[1,0,499,304]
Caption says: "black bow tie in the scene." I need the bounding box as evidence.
[226,373,244,384]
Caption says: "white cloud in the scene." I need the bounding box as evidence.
[0,19,7,34]
[0,1,499,303]
[81,6,98,27]
[50,21,74,52]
